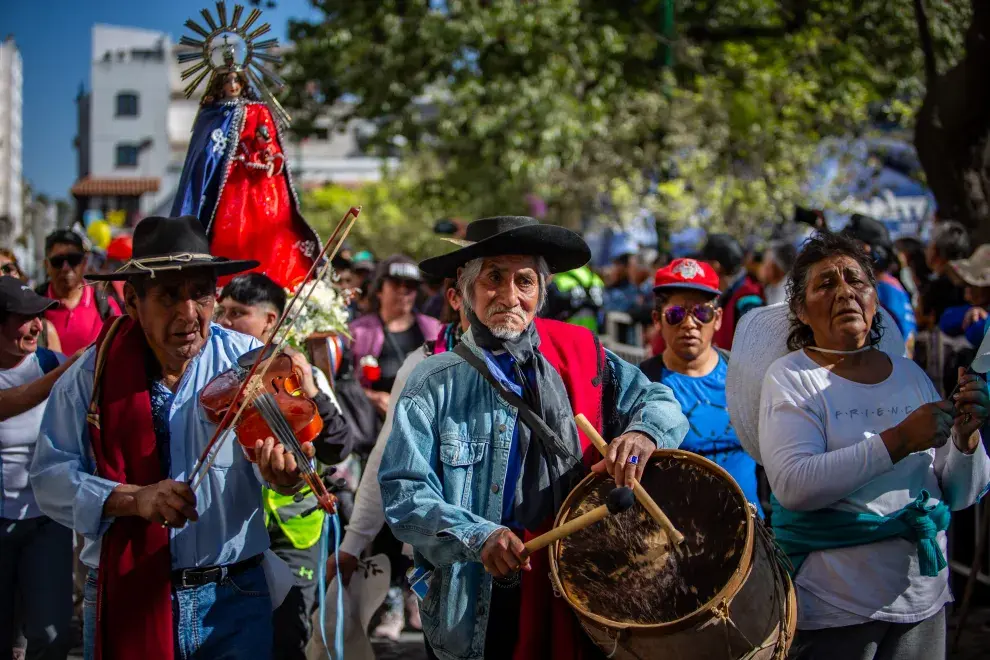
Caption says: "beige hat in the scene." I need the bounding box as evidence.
[725,302,905,465]
[949,244,990,288]
[306,554,391,660]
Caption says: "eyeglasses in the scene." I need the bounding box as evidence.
[663,303,717,326]
[49,253,85,270]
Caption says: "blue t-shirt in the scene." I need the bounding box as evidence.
[939,304,989,347]
[660,355,763,516]
[877,274,917,341]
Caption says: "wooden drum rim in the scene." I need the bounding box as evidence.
[548,448,756,633]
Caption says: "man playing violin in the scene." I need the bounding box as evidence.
[31,216,315,660]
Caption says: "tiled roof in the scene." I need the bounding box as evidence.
[71,176,160,196]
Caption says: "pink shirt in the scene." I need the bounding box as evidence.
[44,285,121,355]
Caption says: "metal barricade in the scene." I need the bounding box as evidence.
[949,498,990,588]
[600,311,647,364]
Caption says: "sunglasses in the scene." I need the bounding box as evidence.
[1,264,19,276]
[663,303,717,326]
[49,253,85,270]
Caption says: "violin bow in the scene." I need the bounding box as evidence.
[187,206,362,508]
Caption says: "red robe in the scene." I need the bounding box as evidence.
[515,318,608,660]
[209,103,318,290]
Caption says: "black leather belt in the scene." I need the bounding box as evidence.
[171,553,264,589]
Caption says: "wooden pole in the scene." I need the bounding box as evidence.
[575,413,685,545]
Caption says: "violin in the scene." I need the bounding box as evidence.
[199,347,324,462]
[186,206,362,516]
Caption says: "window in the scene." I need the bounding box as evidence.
[116,92,139,117]
[116,144,139,168]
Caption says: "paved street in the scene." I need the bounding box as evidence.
[66,613,990,659]
[372,632,429,660]
[67,633,431,660]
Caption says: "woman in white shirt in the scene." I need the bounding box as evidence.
[759,231,990,660]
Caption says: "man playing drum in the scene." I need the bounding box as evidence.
[378,216,689,660]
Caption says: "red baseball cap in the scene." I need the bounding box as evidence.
[653,258,721,296]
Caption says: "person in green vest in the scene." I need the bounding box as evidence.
[541,264,606,332]
[216,273,356,660]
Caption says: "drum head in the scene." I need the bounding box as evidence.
[555,451,751,627]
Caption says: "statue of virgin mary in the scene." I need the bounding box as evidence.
[171,3,319,289]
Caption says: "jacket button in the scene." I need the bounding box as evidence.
[499,424,507,433]
[491,484,500,493]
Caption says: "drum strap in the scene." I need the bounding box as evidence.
[454,343,573,460]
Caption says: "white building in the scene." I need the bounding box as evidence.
[72,25,171,223]
[75,24,393,224]
[0,36,24,247]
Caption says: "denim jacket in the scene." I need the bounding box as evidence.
[378,332,688,660]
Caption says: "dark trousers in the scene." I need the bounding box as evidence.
[0,516,73,660]
[789,608,946,660]
[270,525,322,660]
[372,524,411,588]
[425,583,521,660]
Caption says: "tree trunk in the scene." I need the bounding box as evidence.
[914,0,990,244]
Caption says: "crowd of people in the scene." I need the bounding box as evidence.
[1,207,989,660]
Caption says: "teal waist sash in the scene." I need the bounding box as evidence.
[771,490,951,578]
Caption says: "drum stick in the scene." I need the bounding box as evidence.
[575,414,686,546]
[524,487,635,553]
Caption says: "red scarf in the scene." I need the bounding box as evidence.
[88,317,174,660]
[514,319,606,660]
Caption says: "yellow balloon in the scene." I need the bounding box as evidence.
[87,220,112,250]
[107,209,127,228]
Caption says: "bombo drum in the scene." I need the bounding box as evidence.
[549,449,796,660]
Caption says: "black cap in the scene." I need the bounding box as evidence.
[842,213,892,250]
[331,254,353,271]
[0,276,57,316]
[701,233,744,273]
[374,255,423,288]
[45,229,85,255]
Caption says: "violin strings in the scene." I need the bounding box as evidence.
[192,212,356,490]
[254,393,325,494]
[187,207,359,491]
[255,394,309,468]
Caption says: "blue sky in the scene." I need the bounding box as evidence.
[2,0,321,200]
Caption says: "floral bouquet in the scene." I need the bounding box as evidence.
[282,279,351,351]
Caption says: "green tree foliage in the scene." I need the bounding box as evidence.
[302,180,438,260]
[914,0,990,242]
[285,0,970,239]
[300,162,516,259]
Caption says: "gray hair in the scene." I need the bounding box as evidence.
[458,255,550,314]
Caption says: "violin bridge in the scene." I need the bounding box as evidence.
[244,374,268,399]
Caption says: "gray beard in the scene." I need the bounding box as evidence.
[488,324,523,340]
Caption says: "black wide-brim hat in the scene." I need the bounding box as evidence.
[418,216,591,278]
[87,215,259,281]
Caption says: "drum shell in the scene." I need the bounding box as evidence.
[548,449,796,660]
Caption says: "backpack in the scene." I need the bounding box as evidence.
[35,282,117,321]
[35,347,60,375]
